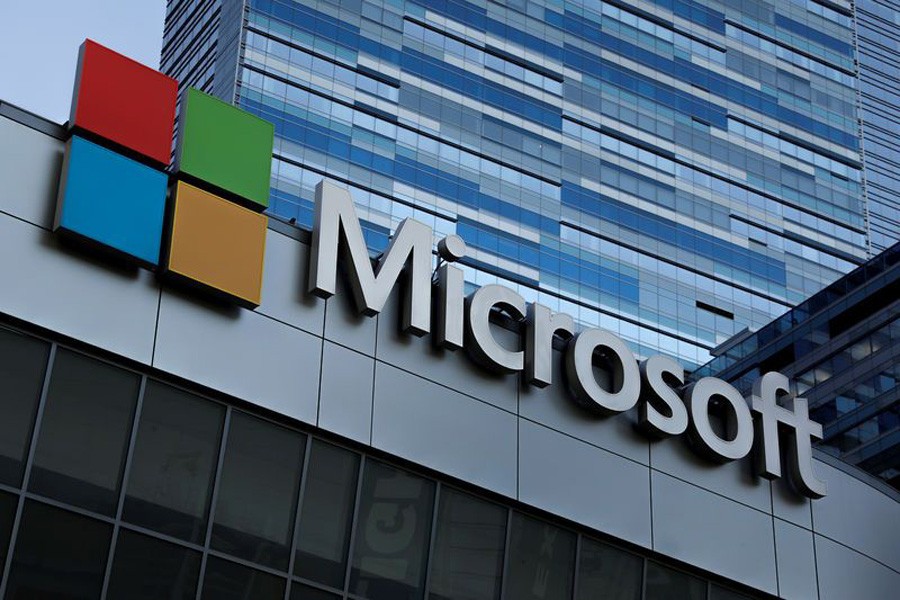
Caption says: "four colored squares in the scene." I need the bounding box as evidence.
[54,39,274,308]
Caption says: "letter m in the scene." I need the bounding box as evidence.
[308,180,433,336]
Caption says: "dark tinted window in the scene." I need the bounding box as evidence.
[0,491,17,567]
[504,513,576,600]
[201,556,285,599]
[350,461,435,600]
[710,584,752,600]
[0,328,49,487]
[29,349,140,515]
[576,538,643,600]
[123,381,224,543]
[290,583,342,600]
[5,501,111,599]
[645,562,707,600]
[294,440,360,588]
[429,488,506,600]
[106,529,201,599]
[211,412,305,570]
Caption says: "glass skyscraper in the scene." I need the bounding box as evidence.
[162,0,885,371]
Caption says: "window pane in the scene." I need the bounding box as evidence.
[5,501,111,599]
[294,440,360,588]
[576,538,642,600]
[645,562,707,600]
[123,381,224,543]
[349,461,435,600]
[710,584,751,600]
[0,328,49,487]
[290,583,342,600]
[428,488,506,600]
[29,349,140,515]
[0,491,17,567]
[106,529,201,599]
[201,556,285,599]
[504,513,576,600]
[211,412,305,570]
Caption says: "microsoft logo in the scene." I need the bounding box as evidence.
[55,39,274,307]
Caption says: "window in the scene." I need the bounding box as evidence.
[291,583,342,599]
[29,350,140,515]
[503,513,576,600]
[645,562,707,600]
[211,412,306,570]
[294,440,360,588]
[576,538,643,600]
[0,491,16,567]
[201,556,285,599]
[349,461,436,600]
[106,529,201,599]
[123,381,225,543]
[5,501,112,599]
[428,488,507,600]
[0,328,48,487]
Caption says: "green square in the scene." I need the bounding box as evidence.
[177,88,274,210]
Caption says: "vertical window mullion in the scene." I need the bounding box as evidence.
[421,481,442,599]
[285,434,314,600]
[342,455,367,599]
[99,375,148,599]
[194,405,234,600]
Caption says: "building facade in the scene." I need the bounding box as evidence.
[162,0,873,372]
[0,100,899,598]
[696,241,899,487]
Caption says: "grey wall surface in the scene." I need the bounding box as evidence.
[2,112,899,599]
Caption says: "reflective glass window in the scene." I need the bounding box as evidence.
[106,529,201,599]
[123,381,225,543]
[349,461,436,600]
[0,491,16,567]
[5,501,111,599]
[290,583,342,600]
[428,488,506,600]
[29,350,140,515]
[0,328,48,487]
[503,513,576,600]
[576,538,642,600]
[645,562,707,600]
[201,556,285,599]
[294,440,360,588]
[211,412,305,570]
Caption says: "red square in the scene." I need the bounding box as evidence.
[69,39,178,166]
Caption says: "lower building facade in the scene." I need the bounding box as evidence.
[0,103,898,599]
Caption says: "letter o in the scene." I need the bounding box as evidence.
[565,328,640,414]
[686,377,753,462]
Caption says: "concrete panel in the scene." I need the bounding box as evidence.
[0,116,63,228]
[812,462,900,572]
[518,420,652,548]
[323,273,377,357]
[319,341,374,445]
[775,519,818,600]
[0,213,158,364]
[372,362,517,498]
[375,290,518,413]
[651,471,778,594]
[519,349,649,464]
[257,232,325,337]
[772,477,812,530]
[650,434,771,513]
[815,535,900,600]
[154,289,321,424]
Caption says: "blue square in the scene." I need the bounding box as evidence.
[55,136,168,266]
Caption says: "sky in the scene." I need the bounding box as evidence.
[0,1,166,124]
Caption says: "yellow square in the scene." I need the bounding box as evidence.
[166,181,267,307]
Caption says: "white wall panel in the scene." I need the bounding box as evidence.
[319,341,374,444]
[154,289,321,424]
[815,535,900,600]
[371,362,517,497]
[651,471,778,594]
[775,519,819,600]
[518,419,652,548]
[0,214,159,364]
[0,117,62,228]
